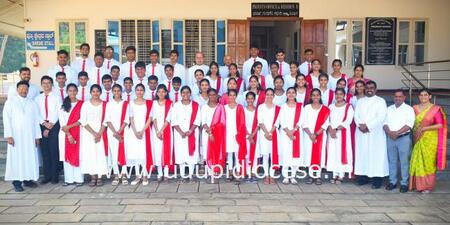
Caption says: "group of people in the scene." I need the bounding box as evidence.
[3,43,447,194]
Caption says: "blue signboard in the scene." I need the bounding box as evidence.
[26,31,55,50]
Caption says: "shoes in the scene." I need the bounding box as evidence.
[40,179,51,185]
[400,185,408,193]
[23,181,38,188]
[13,185,24,192]
[385,183,397,191]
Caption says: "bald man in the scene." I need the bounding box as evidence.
[219,55,234,79]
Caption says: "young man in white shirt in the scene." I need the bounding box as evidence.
[110,65,122,87]
[242,45,269,82]
[53,72,67,102]
[275,48,290,77]
[169,49,186,82]
[133,61,148,87]
[7,67,40,100]
[120,46,137,79]
[35,76,62,184]
[146,49,164,80]
[102,45,120,72]
[122,77,136,102]
[299,48,314,76]
[383,89,415,193]
[169,76,182,103]
[87,52,107,86]
[47,50,77,85]
[100,74,114,102]
[71,43,95,75]
[187,52,209,87]
[145,75,158,100]
[76,71,91,102]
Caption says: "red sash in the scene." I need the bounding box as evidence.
[256,91,266,106]
[117,101,129,166]
[207,104,226,173]
[292,103,303,158]
[271,106,281,169]
[327,90,334,106]
[249,108,258,168]
[340,104,351,164]
[237,78,243,92]
[216,78,221,93]
[101,101,109,156]
[162,100,173,167]
[65,101,83,167]
[188,101,199,156]
[304,88,311,104]
[310,106,330,166]
[306,75,312,88]
[236,105,248,161]
[219,94,229,105]
[145,100,154,171]
[346,93,353,103]
[260,76,266,90]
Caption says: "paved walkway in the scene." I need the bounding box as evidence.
[0,178,449,225]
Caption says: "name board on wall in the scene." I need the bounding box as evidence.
[26,31,55,50]
[251,3,299,17]
[365,17,397,65]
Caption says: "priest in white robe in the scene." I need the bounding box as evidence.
[3,81,42,192]
[354,81,388,189]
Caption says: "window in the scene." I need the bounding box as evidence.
[397,19,427,65]
[173,20,184,65]
[334,19,364,67]
[94,29,106,53]
[56,20,88,60]
[107,20,157,63]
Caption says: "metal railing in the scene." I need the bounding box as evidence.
[400,60,450,104]
[0,71,20,97]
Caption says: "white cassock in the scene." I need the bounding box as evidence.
[172,101,201,165]
[298,104,329,168]
[79,101,108,175]
[326,104,354,175]
[47,64,77,85]
[71,57,95,75]
[255,103,277,157]
[3,96,41,181]
[224,104,239,153]
[126,101,149,166]
[273,93,287,106]
[146,63,165,81]
[76,85,91,102]
[58,102,83,183]
[104,100,129,169]
[350,96,365,109]
[120,61,136,80]
[102,58,120,72]
[299,61,311,76]
[187,64,209,88]
[200,104,217,161]
[7,83,40,100]
[278,103,303,167]
[283,74,297,90]
[219,65,229,79]
[150,101,173,166]
[87,66,108,86]
[354,95,388,177]
[242,57,269,82]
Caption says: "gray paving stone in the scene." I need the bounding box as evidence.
[124,204,170,212]
[120,198,166,205]
[339,213,393,222]
[35,198,79,206]
[188,212,238,221]
[49,206,79,213]
[75,205,125,213]
[238,212,290,222]
[320,199,368,206]
[78,199,121,205]
[31,213,85,222]
[288,213,340,222]
[387,213,445,222]
[177,182,199,193]
[218,182,240,192]
[0,199,37,206]
[171,205,219,213]
[0,213,36,223]
[2,205,53,214]
[220,205,260,213]
[82,213,134,222]
[134,212,186,221]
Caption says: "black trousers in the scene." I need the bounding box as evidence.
[40,122,60,182]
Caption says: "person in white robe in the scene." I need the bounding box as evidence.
[79,85,108,186]
[58,84,84,185]
[200,92,219,174]
[193,79,210,108]
[353,81,388,189]
[224,90,241,182]
[284,62,300,91]
[326,88,354,183]
[3,81,42,191]
[278,88,304,185]
[172,86,201,182]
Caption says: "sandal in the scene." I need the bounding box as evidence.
[112,176,120,186]
[330,178,336,184]
[315,178,322,185]
[305,178,313,184]
[96,179,104,186]
[142,177,149,186]
[88,179,97,187]
[335,179,342,184]
[131,177,141,185]
[121,177,129,185]
[263,177,270,185]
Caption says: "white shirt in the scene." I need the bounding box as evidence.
[111,79,123,87]
[7,82,40,100]
[100,89,113,102]
[242,57,269,82]
[283,74,297,90]
[102,58,120,72]
[133,76,148,86]
[71,57,95,75]
[47,64,77,85]
[299,61,311,76]
[169,90,181,103]
[172,63,187,82]
[35,91,62,124]
[277,61,290,76]
[187,64,209,87]
[219,65,230,79]
[53,85,67,102]
[120,61,136,80]
[76,85,91,102]
[384,102,415,134]
[87,66,108,86]
[146,63,165,81]
[122,91,136,102]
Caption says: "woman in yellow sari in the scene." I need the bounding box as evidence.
[409,89,447,193]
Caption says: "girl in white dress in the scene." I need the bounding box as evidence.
[295,74,309,104]
[326,88,354,183]
[59,84,84,185]
[244,92,258,183]
[328,59,347,91]
[151,84,173,181]
[128,84,152,185]
[191,69,205,98]
[206,62,224,95]
[193,78,210,108]
[299,88,330,185]
[283,61,300,90]
[319,74,334,107]
[238,75,265,107]
[172,86,201,182]
[223,63,245,94]
[104,84,129,185]
[273,76,286,106]
[256,88,281,184]
[79,84,108,186]
[248,61,267,90]
[278,87,304,185]
[219,78,237,105]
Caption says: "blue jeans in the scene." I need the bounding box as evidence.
[387,134,412,186]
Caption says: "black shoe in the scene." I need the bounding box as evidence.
[400,185,408,193]
[40,179,51,185]
[385,183,397,191]
[14,185,24,192]
[356,177,369,186]
[372,182,382,189]
[23,181,38,188]
[51,179,59,184]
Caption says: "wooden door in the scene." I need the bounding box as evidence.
[301,20,328,72]
[227,20,249,69]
